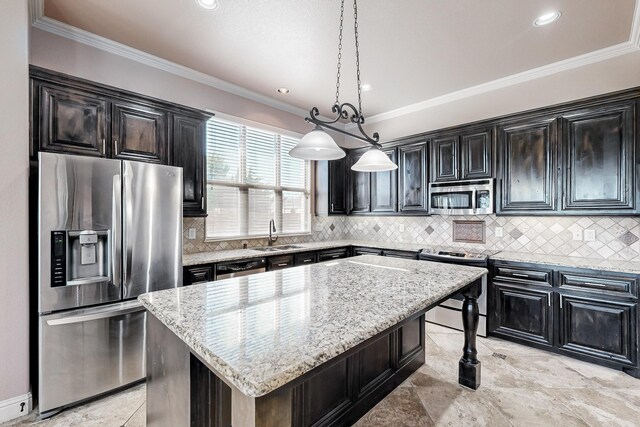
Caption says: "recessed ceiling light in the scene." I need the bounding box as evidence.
[277,88,290,94]
[533,11,561,27]
[361,84,373,92]
[196,0,219,10]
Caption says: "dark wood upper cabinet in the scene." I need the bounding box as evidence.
[497,116,558,213]
[36,84,107,157]
[461,128,493,179]
[170,113,210,217]
[398,141,428,214]
[329,158,349,215]
[561,101,636,213]
[349,149,371,213]
[431,135,459,182]
[370,148,398,213]
[111,101,167,163]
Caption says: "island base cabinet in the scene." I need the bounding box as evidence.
[557,294,637,367]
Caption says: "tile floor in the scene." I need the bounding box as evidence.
[5,323,639,427]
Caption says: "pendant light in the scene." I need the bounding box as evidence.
[290,0,394,171]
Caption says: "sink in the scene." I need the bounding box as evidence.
[252,245,304,252]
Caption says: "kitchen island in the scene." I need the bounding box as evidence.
[139,255,487,427]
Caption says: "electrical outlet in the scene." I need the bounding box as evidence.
[584,229,596,242]
[495,227,503,238]
[572,229,583,241]
[399,224,405,232]
[188,228,196,240]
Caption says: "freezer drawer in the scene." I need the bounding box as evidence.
[38,301,146,415]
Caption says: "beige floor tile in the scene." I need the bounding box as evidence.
[546,388,640,427]
[481,336,552,358]
[425,322,461,335]
[428,333,494,357]
[486,388,589,426]
[425,335,447,356]
[353,387,434,427]
[415,384,511,427]
[557,357,640,389]
[124,403,145,427]
[506,355,593,388]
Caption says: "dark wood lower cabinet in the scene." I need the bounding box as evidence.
[492,282,554,347]
[558,294,637,366]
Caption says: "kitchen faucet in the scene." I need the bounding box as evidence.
[268,219,278,246]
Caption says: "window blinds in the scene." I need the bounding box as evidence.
[205,117,310,240]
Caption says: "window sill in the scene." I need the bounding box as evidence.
[204,232,313,243]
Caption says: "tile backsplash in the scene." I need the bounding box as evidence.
[183,215,640,262]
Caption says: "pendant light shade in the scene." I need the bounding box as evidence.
[289,126,346,160]
[351,147,398,172]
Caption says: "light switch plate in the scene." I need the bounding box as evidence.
[584,229,596,242]
[495,227,503,238]
[572,229,583,241]
[188,228,196,240]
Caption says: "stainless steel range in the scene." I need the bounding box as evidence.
[420,248,497,337]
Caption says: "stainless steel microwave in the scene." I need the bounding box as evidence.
[428,179,494,215]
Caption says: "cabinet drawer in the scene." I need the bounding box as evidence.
[494,265,553,287]
[294,252,317,266]
[184,265,214,286]
[383,250,419,260]
[317,248,350,262]
[353,247,383,256]
[558,272,638,298]
[268,255,294,271]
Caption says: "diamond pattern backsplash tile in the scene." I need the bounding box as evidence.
[183,214,640,262]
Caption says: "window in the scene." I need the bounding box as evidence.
[205,116,310,240]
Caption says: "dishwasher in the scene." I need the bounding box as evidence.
[215,258,267,279]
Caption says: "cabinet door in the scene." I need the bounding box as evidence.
[562,101,635,212]
[558,294,637,366]
[430,136,459,182]
[461,128,493,179]
[497,117,557,213]
[170,114,208,216]
[329,158,348,214]
[349,150,371,213]
[112,101,167,163]
[370,148,397,213]
[398,142,428,213]
[37,84,107,157]
[492,283,554,347]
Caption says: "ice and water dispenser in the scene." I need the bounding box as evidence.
[50,229,111,287]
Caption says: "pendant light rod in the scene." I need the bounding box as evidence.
[305,103,381,147]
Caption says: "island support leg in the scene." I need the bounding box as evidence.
[459,279,482,390]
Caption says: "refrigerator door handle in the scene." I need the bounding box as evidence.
[112,173,122,290]
[46,302,144,326]
[122,163,133,297]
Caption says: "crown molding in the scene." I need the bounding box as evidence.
[356,40,640,127]
[28,0,311,119]
[631,0,640,48]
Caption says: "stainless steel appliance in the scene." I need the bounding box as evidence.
[216,258,267,279]
[420,248,496,337]
[428,179,494,215]
[37,152,183,416]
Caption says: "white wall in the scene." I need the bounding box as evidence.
[0,0,31,410]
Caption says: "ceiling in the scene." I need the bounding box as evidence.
[43,0,636,118]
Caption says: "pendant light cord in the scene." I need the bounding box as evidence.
[335,0,345,105]
[353,0,363,117]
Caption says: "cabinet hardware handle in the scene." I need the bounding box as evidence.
[331,203,334,212]
[547,292,552,307]
[115,139,119,154]
[559,295,563,308]
[582,282,606,287]
[277,263,288,267]
[303,259,312,263]
[512,273,529,278]
[331,254,339,258]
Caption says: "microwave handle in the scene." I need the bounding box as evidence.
[472,189,477,213]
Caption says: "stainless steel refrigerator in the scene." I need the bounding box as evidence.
[37,152,183,416]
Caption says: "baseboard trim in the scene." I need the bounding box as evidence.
[0,393,32,423]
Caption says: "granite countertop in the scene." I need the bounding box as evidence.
[492,251,640,275]
[139,255,487,397]
[183,240,425,266]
